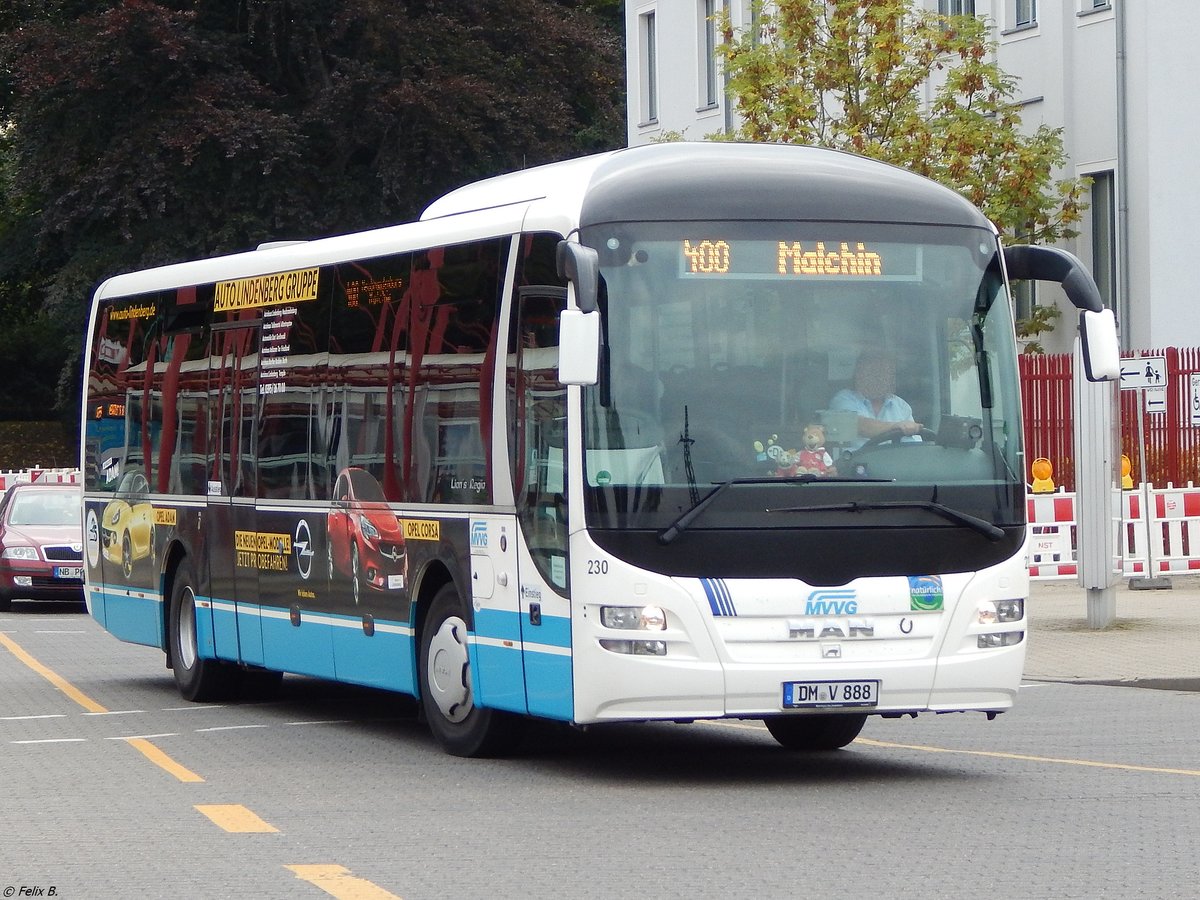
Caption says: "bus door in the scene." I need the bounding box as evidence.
[206,320,265,666]
[511,286,573,720]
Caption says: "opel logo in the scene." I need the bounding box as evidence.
[294,518,314,580]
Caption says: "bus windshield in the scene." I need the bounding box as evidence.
[580,220,1023,534]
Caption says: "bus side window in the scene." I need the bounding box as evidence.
[409,239,507,504]
[512,282,569,594]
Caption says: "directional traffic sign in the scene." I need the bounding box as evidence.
[1119,355,1167,391]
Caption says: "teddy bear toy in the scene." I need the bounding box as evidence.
[754,426,831,477]
[795,423,833,476]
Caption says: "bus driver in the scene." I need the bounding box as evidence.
[828,348,924,452]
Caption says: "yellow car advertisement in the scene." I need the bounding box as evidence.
[101,470,154,579]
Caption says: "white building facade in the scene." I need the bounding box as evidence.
[624,1,1199,352]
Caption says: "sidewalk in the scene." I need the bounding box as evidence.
[1025,576,1200,691]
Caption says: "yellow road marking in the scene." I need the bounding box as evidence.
[0,631,108,713]
[704,718,1200,777]
[0,631,205,782]
[124,737,205,782]
[855,738,1200,777]
[196,804,279,833]
[286,865,402,900]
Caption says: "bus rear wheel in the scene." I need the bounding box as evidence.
[763,713,867,751]
[169,561,236,702]
[418,583,522,757]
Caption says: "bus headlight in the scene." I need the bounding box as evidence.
[978,631,1024,649]
[978,598,1024,624]
[600,605,667,631]
[599,639,668,656]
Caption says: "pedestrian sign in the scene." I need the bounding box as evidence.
[1119,356,1167,391]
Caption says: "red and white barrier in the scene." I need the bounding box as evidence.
[0,467,81,491]
[1029,483,1200,579]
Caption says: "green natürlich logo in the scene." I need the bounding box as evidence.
[908,575,944,611]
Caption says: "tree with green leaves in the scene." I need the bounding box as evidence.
[0,0,625,425]
[715,0,1086,248]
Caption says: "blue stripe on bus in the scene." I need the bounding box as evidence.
[331,624,416,694]
[473,607,523,643]
[91,585,571,718]
[525,613,571,648]
[89,585,163,648]
[473,640,528,714]
[260,609,337,680]
[700,578,737,617]
[523,648,573,721]
[211,602,240,662]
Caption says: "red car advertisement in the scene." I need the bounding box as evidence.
[327,467,407,604]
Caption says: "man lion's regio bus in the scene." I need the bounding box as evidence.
[81,143,1118,756]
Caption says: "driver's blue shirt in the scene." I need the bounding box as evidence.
[828,389,921,452]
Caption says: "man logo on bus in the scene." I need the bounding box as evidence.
[908,575,944,611]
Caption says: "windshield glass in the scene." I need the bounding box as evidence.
[9,490,83,527]
[579,220,1023,533]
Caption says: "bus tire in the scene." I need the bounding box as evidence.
[169,561,235,702]
[763,713,867,751]
[418,583,523,757]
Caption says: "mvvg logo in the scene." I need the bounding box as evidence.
[804,589,858,616]
[470,520,489,549]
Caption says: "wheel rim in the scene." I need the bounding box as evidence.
[177,586,198,671]
[351,544,361,604]
[426,615,472,723]
[122,534,132,578]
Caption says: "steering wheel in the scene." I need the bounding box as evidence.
[859,426,938,449]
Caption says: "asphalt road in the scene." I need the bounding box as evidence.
[2,600,1198,900]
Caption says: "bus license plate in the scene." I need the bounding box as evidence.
[54,566,83,580]
[782,679,879,709]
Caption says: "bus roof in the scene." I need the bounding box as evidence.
[92,142,993,303]
[422,142,993,233]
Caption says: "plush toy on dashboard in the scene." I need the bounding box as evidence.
[795,423,833,476]
[754,426,831,477]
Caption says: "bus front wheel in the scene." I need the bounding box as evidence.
[418,583,523,757]
[763,713,867,751]
[169,561,236,702]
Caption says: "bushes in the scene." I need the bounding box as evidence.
[0,420,77,470]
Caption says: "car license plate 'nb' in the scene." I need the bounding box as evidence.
[783,679,879,709]
[54,566,84,580]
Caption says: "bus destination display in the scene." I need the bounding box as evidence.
[681,239,886,278]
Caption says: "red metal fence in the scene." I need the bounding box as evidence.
[1020,347,1200,491]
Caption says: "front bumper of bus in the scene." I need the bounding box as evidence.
[569,565,1028,724]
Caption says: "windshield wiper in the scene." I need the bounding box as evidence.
[657,474,890,545]
[767,499,1005,541]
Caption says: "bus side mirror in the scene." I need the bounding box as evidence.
[1079,308,1120,382]
[556,241,600,313]
[1003,244,1119,381]
[558,308,601,385]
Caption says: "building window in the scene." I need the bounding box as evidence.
[1090,171,1117,310]
[1014,0,1036,27]
[938,0,976,15]
[699,0,719,109]
[640,11,658,124]
[1012,279,1036,325]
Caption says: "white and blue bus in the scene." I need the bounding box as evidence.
[81,142,1118,756]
